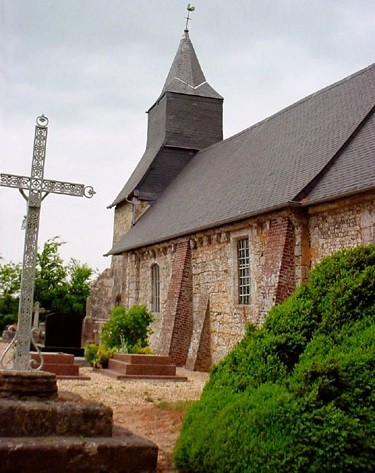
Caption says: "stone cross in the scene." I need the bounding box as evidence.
[33,301,45,328]
[0,115,95,371]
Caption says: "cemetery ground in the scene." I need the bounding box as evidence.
[0,340,208,472]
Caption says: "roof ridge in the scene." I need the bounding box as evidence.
[293,104,375,202]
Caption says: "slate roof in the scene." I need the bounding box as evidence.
[157,31,223,101]
[302,107,375,203]
[109,127,165,207]
[108,64,375,254]
[109,32,222,208]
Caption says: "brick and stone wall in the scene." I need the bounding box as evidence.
[112,208,309,366]
[260,216,296,319]
[89,192,374,370]
[158,241,193,366]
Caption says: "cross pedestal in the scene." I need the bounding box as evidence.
[0,115,95,372]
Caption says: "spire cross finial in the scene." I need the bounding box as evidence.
[185,4,195,32]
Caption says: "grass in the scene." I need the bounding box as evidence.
[157,400,197,416]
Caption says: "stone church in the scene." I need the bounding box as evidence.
[84,27,375,370]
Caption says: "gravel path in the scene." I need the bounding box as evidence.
[57,366,208,404]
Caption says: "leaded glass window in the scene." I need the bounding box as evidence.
[237,238,250,305]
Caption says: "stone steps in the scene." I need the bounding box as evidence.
[0,398,112,437]
[30,352,90,380]
[100,353,188,381]
[0,370,158,472]
[100,367,188,381]
[0,431,157,473]
[113,353,172,365]
[109,359,177,376]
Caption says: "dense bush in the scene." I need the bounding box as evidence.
[174,245,375,472]
[101,304,154,353]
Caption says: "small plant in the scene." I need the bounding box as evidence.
[101,304,154,353]
[117,335,129,354]
[134,344,153,354]
[84,343,99,365]
[95,345,115,368]
[84,343,115,368]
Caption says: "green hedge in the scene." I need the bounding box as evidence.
[174,245,375,472]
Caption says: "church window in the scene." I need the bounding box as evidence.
[151,264,160,312]
[237,238,251,304]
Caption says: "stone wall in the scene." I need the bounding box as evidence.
[309,194,375,264]
[113,199,150,246]
[90,192,374,370]
[134,247,173,349]
[83,268,114,344]
[113,208,309,366]
[113,202,132,245]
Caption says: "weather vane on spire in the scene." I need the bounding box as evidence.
[185,4,195,32]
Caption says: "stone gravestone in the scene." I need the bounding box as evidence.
[43,313,85,357]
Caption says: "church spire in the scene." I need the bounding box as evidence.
[156,5,222,101]
[110,8,223,208]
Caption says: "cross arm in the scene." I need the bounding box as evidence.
[1,173,30,190]
[1,173,95,198]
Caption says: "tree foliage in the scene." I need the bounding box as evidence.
[0,237,94,331]
[34,237,93,315]
[174,245,375,473]
[0,259,21,321]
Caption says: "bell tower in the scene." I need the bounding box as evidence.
[111,20,223,208]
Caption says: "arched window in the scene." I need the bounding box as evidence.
[151,264,160,312]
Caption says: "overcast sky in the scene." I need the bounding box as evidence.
[1,0,374,274]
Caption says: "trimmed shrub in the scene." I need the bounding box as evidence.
[174,245,375,472]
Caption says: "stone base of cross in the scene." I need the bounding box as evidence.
[0,115,95,371]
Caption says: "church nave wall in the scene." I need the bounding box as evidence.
[309,193,375,265]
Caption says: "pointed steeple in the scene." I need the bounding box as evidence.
[159,30,222,100]
[110,24,223,208]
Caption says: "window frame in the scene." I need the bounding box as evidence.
[237,237,251,305]
[151,263,160,313]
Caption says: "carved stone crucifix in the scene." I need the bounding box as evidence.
[0,115,95,371]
